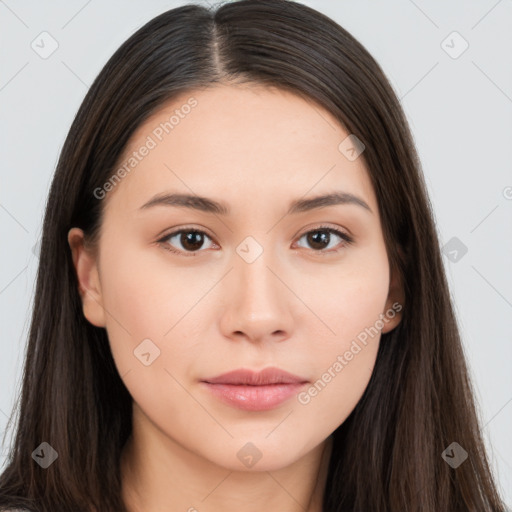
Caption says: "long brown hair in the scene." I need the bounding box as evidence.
[0,1,506,510]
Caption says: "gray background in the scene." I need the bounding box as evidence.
[1,0,511,506]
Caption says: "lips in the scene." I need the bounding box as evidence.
[201,366,309,386]
[200,367,309,411]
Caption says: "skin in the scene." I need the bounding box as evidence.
[68,83,404,512]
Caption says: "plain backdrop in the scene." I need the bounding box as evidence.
[0,0,511,506]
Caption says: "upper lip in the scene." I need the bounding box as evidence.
[202,367,309,386]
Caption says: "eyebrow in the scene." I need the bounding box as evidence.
[139,191,372,215]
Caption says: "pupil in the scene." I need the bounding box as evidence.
[182,231,203,251]
[308,231,329,250]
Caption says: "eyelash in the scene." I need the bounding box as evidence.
[157,225,354,257]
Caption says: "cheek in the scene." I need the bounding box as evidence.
[99,236,199,331]
[296,296,385,431]
[96,253,202,436]
[97,242,211,379]
[307,245,390,351]
[296,249,389,424]
[295,344,379,432]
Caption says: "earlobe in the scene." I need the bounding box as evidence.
[381,266,405,334]
[67,227,107,328]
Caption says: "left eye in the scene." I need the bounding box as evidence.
[295,227,353,253]
[158,226,353,256]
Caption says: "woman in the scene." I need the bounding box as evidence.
[0,0,507,510]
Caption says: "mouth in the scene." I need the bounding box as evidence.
[200,366,309,411]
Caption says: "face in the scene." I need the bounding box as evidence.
[69,84,403,472]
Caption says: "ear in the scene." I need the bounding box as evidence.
[381,263,405,334]
[67,227,106,328]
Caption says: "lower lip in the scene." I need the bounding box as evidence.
[201,382,307,411]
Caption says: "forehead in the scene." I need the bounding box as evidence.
[104,84,376,215]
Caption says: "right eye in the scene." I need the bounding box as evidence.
[157,228,217,256]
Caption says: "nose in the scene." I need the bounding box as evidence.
[219,246,295,345]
